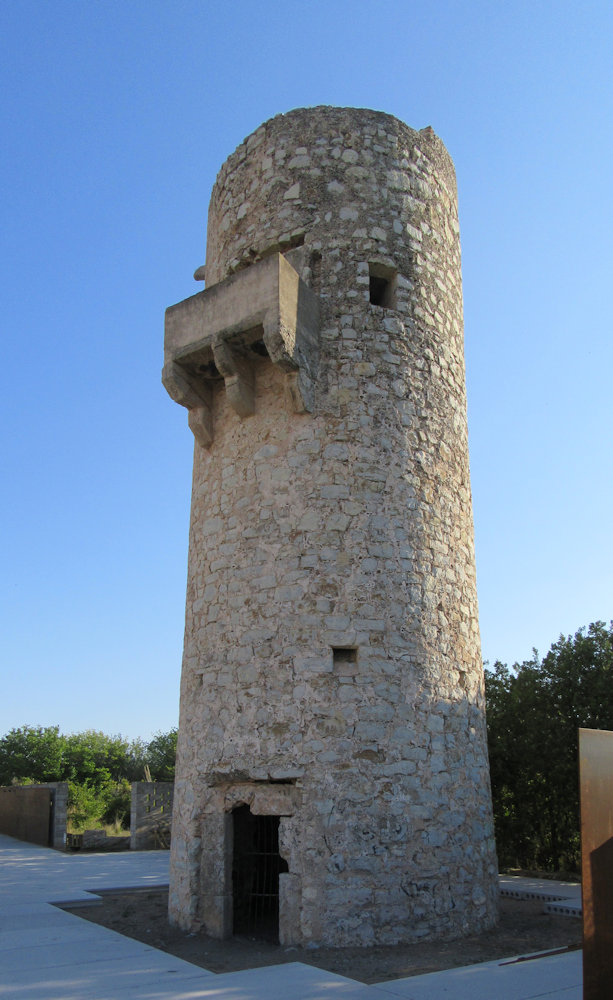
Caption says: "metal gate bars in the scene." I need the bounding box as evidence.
[232,805,288,942]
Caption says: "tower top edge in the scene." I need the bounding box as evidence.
[214,105,454,188]
[257,104,432,135]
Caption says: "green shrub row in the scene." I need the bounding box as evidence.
[0,726,177,833]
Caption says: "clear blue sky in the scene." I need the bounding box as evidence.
[1,1,611,741]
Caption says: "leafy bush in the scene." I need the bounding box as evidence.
[99,779,131,830]
[67,779,132,833]
[67,781,107,832]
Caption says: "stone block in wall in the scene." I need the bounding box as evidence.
[131,781,174,850]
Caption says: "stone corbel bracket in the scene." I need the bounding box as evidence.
[162,253,320,447]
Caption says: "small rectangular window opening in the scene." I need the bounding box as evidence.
[369,263,397,309]
[332,646,358,666]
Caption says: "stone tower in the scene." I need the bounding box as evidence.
[164,106,498,947]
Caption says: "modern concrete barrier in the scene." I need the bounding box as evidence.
[0,782,68,848]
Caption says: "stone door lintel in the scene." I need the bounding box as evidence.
[223,782,299,817]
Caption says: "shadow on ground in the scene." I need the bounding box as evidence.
[64,890,582,985]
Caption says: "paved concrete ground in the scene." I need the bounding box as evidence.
[499,874,582,917]
[0,834,582,999]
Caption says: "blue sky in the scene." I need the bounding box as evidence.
[1,0,611,741]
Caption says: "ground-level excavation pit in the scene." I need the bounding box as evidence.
[232,806,288,942]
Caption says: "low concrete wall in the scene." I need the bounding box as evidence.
[131,781,173,850]
[83,828,130,851]
[0,782,68,849]
[28,782,69,849]
[1,781,174,851]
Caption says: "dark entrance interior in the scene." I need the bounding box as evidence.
[232,805,288,942]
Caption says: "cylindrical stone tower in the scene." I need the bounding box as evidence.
[164,106,498,947]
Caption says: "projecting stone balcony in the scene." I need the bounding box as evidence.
[163,253,320,447]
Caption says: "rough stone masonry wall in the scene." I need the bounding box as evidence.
[131,781,174,850]
[168,106,498,946]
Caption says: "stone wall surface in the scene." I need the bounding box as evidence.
[131,781,174,850]
[166,106,498,946]
[43,781,69,849]
[79,828,130,851]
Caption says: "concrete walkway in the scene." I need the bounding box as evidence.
[0,834,582,999]
[499,874,582,917]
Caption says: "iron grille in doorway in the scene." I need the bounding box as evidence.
[232,805,288,941]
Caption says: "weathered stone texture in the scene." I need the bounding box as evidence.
[130,781,174,850]
[166,106,498,946]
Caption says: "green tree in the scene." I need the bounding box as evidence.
[63,730,145,787]
[145,728,177,781]
[0,725,66,785]
[485,621,613,872]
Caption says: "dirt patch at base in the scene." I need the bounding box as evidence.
[64,889,582,984]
